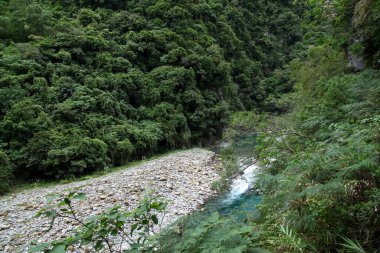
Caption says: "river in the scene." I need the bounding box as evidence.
[205,134,262,219]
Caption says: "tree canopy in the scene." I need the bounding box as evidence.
[0,0,302,185]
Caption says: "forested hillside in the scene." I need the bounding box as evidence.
[252,0,380,252]
[0,0,302,192]
[1,0,380,252]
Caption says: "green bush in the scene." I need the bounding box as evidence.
[18,128,108,178]
[156,212,253,253]
[32,191,167,252]
[212,147,240,191]
[0,151,13,194]
[224,111,266,140]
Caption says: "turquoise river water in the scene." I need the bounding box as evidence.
[205,134,262,219]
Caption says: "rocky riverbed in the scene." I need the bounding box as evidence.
[0,149,220,252]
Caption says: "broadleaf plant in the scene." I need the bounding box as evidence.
[31,191,167,253]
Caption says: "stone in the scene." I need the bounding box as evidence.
[347,51,366,71]
[0,149,221,251]
[0,224,10,231]
[0,210,10,217]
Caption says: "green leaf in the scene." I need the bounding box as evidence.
[45,210,58,218]
[58,198,71,207]
[117,215,128,222]
[95,241,104,251]
[63,198,71,205]
[35,209,45,218]
[111,228,118,236]
[46,194,60,204]
[106,213,118,219]
[151,202,166,210]
[130,243,143,249]
[73,193,87,200]
[209,212,220,223]
[131,224,138,235]
[48,244,66,253]
[340,236,366,253]
[84,215,100,223]
[239,227,252,234]
[247,248,272,253]
[151,215,159,225]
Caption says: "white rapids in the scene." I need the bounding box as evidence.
[222,161,260,205]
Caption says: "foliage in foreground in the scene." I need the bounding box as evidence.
[224,62,379,253]
[155,211,256,253]
[255,58,380,252]
[31,192,167,253]
[33,190,264,253]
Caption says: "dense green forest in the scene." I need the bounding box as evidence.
[0,0,302,192]
[1,0,380,252]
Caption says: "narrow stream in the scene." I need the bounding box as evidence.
[157,135,261,250]
[205,134,262,219]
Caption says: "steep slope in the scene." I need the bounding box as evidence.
[0,0,302,190]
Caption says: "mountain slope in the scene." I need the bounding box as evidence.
[0,0,302,190]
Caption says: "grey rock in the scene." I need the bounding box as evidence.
[347,51,366,71]
[0,149,220,252]
[0,224,10,231]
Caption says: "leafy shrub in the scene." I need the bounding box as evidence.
[255,69,380,251]
[32,191,167,253]
[223,111,265,140]
[0,151,13,194]
[156,212,253,253]
[212,147,239,191]
[18,128,108,178]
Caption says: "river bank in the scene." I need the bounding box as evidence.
[0,149,220,252]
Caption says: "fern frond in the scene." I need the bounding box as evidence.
[279,224,304,253]
[340,236,366,253]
